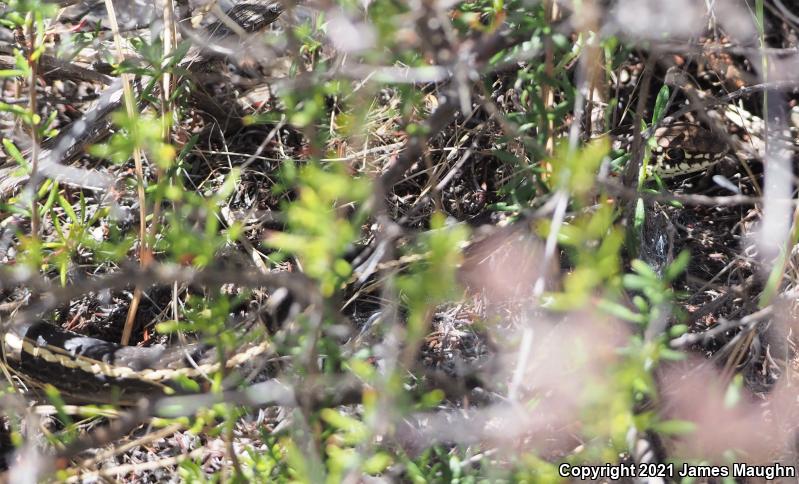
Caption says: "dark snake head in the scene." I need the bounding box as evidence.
[651,124,728,177]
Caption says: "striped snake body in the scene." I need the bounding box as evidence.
[2,319,273,404]
[0,2,288,404]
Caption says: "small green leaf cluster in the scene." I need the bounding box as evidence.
[0,1,58,29]
[91,112,176,169]
[267,163,370,296]
[541,201,624,309]
[13,181,132,284]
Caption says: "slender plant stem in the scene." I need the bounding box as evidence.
[25,14,40,239]
[102,0,149,345]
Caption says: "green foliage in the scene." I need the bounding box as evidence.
[158,173,241,267]
[0,4,56,138]
[322,406,394,481]
[652,85,671,126]
[294,11,325,61]
[1,0,58,22]
[10,180,132,283]
[586,252,692,452]
[0,0,734,479]
[636,84,670,187]
[91,112,176,170]
[396,213,469,341]
[550,137,610,199]
[536,134,693,462]
[267,163,370,296]
[542,201,624,309]
[598,251,690,336]
[398,445,509,483]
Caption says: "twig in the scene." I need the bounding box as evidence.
[598,177,764,206]
[65,447,204,483]
[25,14,40,238]
[74,422,185,474]
[101,0,148,345]
[670,305,772,349]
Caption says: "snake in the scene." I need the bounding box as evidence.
[1,318,275,405]
[649,123,729,178]
[0,2,289,405]
[0,264,312,405]
[648,106,799,178]
[0,1,784,406]
[0,0,285,198]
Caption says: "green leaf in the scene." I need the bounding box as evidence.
[0,69,24,78]
[631,259,659,280]
[652,84,670,125]
[598,299,646,324]
[664,250,690,282]
[43,384,73,427]
[632,295,649,312]
[724,374,743,408]
[420,389,445,408]
[172,374,201,393]
[58,194,79,224]
[668,324,689,337]
[633,197,645,235]
[59,259,68,286]
[622,274,650,291]
[2,139,28,167]
[40,181,58,214]
[449,455,462,479]
[320,409,367,441]
[651,419,696,436]
[50,208,65,239]
[363,453,393,474]
[13,49,28,71]
[659,347,685,361]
